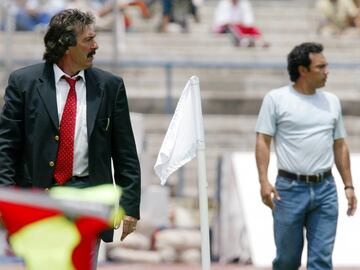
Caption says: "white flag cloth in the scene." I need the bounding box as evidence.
[154,77,204,185]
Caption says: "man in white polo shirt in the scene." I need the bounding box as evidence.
[255,42,357,270]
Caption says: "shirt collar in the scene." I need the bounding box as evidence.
[53,64,85,83]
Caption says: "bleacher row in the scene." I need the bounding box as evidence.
[1,0,360,202]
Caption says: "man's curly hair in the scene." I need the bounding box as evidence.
[43,9,95,63]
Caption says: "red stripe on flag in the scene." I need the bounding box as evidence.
[0,201,61,235]
[72,216,109,270]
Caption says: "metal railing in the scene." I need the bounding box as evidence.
[1,56,360,113]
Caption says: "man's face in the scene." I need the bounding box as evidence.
[305,52,329,89]
[67,24,98,71]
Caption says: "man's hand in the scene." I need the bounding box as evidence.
[260,181,280,210]
[120,215,138,241]
[333,139,357,216]
[256,133,277,209]
[345,188,357,216]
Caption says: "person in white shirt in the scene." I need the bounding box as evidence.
[255,42,357,270]
[212,0,268,47]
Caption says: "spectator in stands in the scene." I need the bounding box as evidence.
[14,0,65,31]
[190,0,201,23]
[158,0,199,33]
[66,0,150,31]
[158,0,172,32]
[316,0,360,35]
[212,0,268,47]
[255,42,357,270]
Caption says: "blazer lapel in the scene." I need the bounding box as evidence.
[85,69,103,140]
[37,63,59,130]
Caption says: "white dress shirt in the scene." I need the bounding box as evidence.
[53,64,89,177]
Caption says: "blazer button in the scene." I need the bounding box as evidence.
[49,161,55,167]
[54,135,59,141]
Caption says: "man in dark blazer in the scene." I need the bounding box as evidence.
[0,9,140,248]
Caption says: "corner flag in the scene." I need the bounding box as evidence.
[154,76,205,185]
[154,76,211,270]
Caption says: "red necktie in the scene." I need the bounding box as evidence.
[54,76,78,185]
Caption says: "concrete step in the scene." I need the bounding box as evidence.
[1,71,358,116]
[2,30,360,62]
[127,92,360,116]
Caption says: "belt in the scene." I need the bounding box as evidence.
[278,169,332,183]
[52,175,90,187]
[69,175,89,181]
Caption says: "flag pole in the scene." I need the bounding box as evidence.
[190,76,211,270]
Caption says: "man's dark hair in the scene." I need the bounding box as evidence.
[43,9,95,63]
[287,42,324,82]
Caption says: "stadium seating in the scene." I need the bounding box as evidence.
[0,0,360,204]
